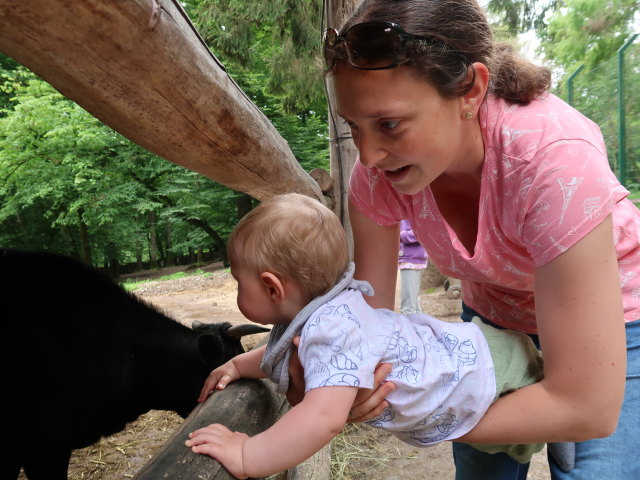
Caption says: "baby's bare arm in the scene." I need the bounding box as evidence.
[198,387,358,478]
[188,387,357,478]
[243,386,357,477]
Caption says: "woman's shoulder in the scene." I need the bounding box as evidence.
[481,94,607,163]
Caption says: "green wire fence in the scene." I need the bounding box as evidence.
[556,35,639,190]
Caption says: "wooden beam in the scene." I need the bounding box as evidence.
[133,379,288,479]
[0,0,323,202]
[133,336,330,479]
[132,378,331,480]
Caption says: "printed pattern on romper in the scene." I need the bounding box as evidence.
[299,290,496,446]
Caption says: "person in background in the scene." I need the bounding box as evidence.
[399,219,428,314]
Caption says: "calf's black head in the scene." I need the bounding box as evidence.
[193,320,269,369]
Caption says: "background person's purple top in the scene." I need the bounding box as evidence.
[399,220,427,268]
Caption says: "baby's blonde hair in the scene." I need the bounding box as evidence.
[227,193,349,301]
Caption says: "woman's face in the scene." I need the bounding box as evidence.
[332,65,481,195]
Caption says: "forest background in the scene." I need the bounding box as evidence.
[1,0,638,273]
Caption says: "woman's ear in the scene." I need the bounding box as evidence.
[461,62,490,117]
[259,272,286,303]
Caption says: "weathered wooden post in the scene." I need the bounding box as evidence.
[0,0,323,202]
[324,0,360,255]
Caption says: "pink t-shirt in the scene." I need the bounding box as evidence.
[349,94,640,333]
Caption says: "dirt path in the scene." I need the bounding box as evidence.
[30,264,551,480]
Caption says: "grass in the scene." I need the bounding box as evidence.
[120,270,210,291]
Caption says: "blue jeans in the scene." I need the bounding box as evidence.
[454,305,640,480]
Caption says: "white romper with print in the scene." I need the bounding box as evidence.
[298,289,496,446]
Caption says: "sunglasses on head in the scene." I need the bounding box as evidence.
[323,21,439,71]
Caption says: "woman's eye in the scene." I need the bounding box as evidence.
[381,120,399,130]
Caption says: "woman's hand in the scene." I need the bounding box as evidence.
[347,363,395,423]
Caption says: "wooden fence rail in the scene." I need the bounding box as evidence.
[133,379,286,479]
[0,0,323,202]
[133,378,330,480]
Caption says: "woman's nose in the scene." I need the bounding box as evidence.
[355,132,386,169]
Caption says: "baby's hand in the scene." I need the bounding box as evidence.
[197,360,241,402]
[186,423,249,479]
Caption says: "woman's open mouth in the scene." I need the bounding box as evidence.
[383,165,411,183]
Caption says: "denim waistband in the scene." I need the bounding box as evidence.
[462,303,640,351]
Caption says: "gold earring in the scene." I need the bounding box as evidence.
[463,111,473,119]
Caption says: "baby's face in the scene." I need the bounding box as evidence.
[228,252,281,326]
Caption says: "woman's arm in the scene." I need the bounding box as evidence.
[349,199,400,309]
[458,215,626,444]
[346,200,400,418]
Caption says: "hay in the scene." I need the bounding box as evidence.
[331,424,417,480]
[64,410,183,480]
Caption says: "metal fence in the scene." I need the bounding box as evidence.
[555,35,639,190]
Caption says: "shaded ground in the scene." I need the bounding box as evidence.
[20,263,551,479]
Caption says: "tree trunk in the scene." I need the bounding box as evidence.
[78,208,93,266]
[165,223,176,266]
[325,0,360,257]
[235,192,253,221]
[61,224,79,259]
[0,0,323,203]
[134,215,144,270]
[148,210,158,269]
[105,242,120,278]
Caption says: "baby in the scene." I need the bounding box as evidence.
[185,193,543,479]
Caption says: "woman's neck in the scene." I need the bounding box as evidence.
[430,167,483,255]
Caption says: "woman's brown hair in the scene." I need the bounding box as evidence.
[338,0,550,105]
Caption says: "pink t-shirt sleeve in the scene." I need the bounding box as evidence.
[349,160,406,226]
[518,139,627,266]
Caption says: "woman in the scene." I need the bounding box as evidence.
[318,0,639,478]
